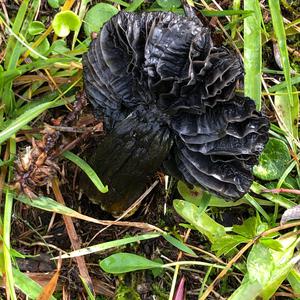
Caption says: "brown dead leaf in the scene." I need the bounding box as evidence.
[37,257,62,300]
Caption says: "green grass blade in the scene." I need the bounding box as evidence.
[274,87,299,142]
[0,57,76,83]
[269,0,294,106]
[1,18,48,62]
[268,75,300,93]
[231,0,241,39]
[16,193,125,228]
[0,101,55,145]
[244,0,262,110]
[13,268,56,300]
[0,76,78,145]
[244,194,271,223]
[16,194,94,218]
[2,0,42,113]
[55,233,160,259]
[3,138,17,299]
[62,151,108,193]
[14,86,75,117]
[72,0,89,49]
[276,160,297,189]
[4,0,30,69]
[3,192,17,300]
[163,234,196,256]
[80,276,95,300]
[201,9,252,17]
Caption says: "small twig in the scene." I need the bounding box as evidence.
[87,180,160,245]
[169,229,191,300]
[47,126,97,133]
[56,123,102,157]
[185,244,225,265]
[262,188,300,195]
[46,212,57,234]
[52,177,95,295]
[18,240,67,254]
[0,0,10,25]
[275,292,300,298]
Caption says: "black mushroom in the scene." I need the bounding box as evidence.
[81,11,269,215]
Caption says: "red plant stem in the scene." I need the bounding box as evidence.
[262,188,300,195]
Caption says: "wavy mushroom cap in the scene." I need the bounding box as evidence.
[83,11,269,212]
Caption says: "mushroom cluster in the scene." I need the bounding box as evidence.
[82,11,269,214]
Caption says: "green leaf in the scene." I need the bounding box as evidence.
[287,268,300,294]
[125,0,144,12]
[156,0,181,10]
[247,243,274,284]
[177,181,211,210]
[253,138,291,180]
[62,150,108,193]
[106,0,129,7]
[232,217,259,238]
[211,234,249,256]
[84,3,118,37]
[229,235,299,300]
[274,87,299,144]
[163,234,196,256]
[99,253,163,274]
[28,21,45,35]
[228,278,262,300]
[48,0,60,8]
[244,0,262,110]
[49,39,69,54]
[29,38,50,59]
[52,11,81,37]
[177,181,202,206]
[173,200,226,243]
[151,258,164,278]
[259,238,283,252]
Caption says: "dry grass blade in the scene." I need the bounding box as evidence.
[90,180,160,241]
[16,193,164,232]
[37,257,62,300]
[52,177,95,295]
